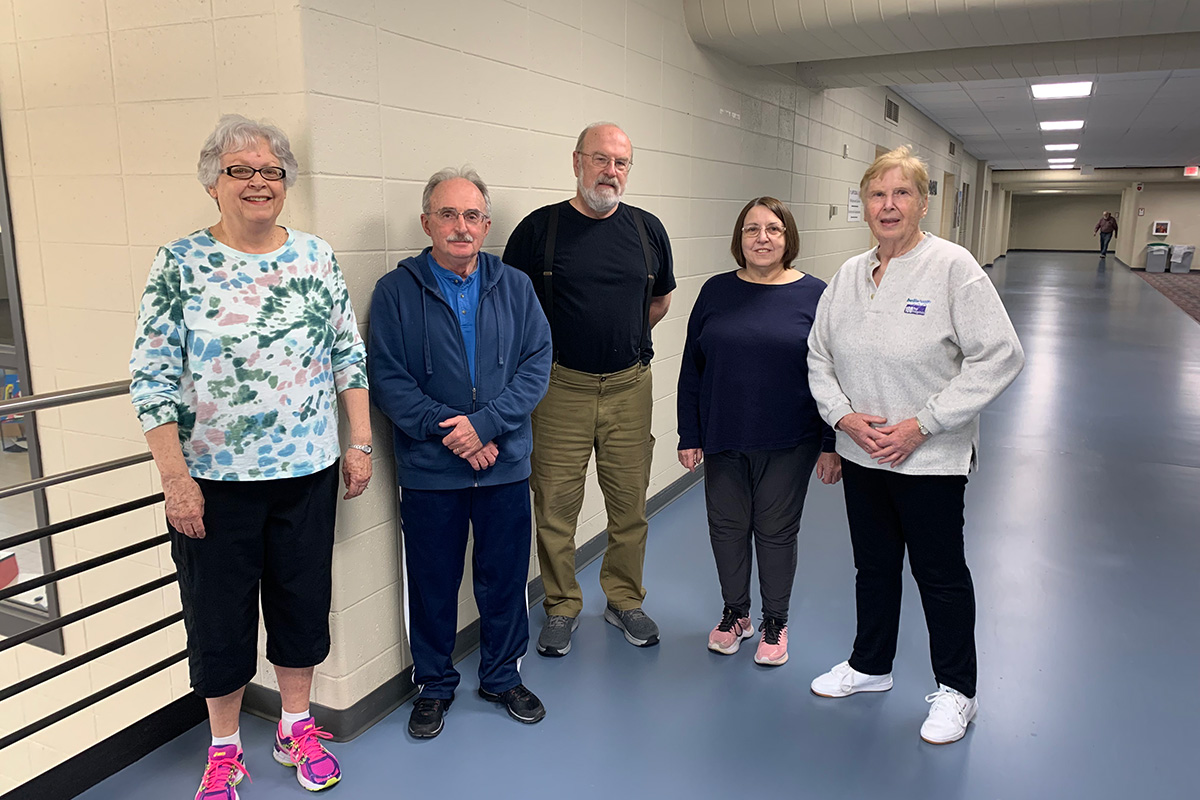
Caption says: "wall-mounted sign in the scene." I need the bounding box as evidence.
[929,180,938,196]
[1152,220,1170,236]
[847,188,863,222]
[1138,208,1145,216]
[1136,182,1144,191]
[1185,165,1199,177]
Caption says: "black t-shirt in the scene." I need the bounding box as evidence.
[502,201,676,374]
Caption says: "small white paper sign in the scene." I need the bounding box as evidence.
[847,188,863,222]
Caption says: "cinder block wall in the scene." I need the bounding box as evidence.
[0,0,978,790]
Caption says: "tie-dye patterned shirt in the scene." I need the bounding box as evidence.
[130,228,368,481]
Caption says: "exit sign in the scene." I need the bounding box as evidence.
[1186,165,1199,177]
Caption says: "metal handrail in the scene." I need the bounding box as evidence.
[0,573,178,653]
[0,534,170,603]
[0,453,154,501]
[0,380,185,756]
[0,379,130,416]
[0,494,164,552]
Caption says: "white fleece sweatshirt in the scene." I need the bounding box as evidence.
[807,233,1024,475]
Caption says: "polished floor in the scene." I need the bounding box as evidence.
[81,252,1200,800]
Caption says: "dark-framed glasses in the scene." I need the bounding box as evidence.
[433,207,489,225]
[577,151,632,173]
[222,165,286,181]
[742,224,786,238]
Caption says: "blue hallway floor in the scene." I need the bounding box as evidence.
[81,252,1200,800]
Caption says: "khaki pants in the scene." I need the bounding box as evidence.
[531,362,655,617]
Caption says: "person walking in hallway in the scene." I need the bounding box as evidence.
[1094,211,1118,257]
[370,168,552,739]
[807,146,1024,745]
[677,197,842,667]
[503,122,676,657]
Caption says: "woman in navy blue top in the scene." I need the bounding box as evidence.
[677,197,842,666]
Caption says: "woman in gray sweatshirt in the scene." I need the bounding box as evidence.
[806,146,1024,745]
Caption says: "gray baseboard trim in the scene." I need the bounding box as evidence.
[243,467,704,741]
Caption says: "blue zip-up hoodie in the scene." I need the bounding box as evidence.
[369,248,551,490]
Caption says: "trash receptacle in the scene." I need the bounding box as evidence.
[1170,244,1195,274]
[1146,242,1171,272]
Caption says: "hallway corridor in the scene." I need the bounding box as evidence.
[81,252,1200,800]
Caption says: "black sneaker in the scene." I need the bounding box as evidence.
[478,684,546,724]
[408,696,451,738]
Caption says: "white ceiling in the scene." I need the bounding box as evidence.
[892,70,1200,170]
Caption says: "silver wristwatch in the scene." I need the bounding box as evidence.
[348,443,373,455]
[916,419,930,437]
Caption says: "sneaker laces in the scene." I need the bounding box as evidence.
[925,687,966,725]
[504,684,535,703]
[760,617,785,645]
[201,751,250,791]
[286,724,334,765]
[716,607,743,632]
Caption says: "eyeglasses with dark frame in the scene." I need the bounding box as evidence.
[430,207,490,226]
[222,165,287,181]
[576,151,633,173]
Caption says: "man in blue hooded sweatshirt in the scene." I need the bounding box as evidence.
[369,167,552,740]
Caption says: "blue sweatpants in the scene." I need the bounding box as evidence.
[400,479,532,699]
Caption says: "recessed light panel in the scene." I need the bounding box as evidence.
[1031,81,1093,99]
[1049,164,1075,170]
[1047,158,1076,163]
[1045,144,1080,151]
[1039,120,1085,131]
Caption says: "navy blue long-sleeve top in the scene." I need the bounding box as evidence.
[677,270,835,455]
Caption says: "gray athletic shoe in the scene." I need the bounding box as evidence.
[537,615,580,657]
[603,604,660,647]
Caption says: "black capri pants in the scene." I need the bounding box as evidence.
[170,463,339,698]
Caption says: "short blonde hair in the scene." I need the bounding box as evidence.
[860,145,929,203]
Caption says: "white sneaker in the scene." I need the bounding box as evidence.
[920,685,978,744]
[810,660,893,698]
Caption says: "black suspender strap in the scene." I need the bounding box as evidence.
[630,207,656,360]
[542,204,559,360]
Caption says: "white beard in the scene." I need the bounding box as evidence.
[578,175,622,215]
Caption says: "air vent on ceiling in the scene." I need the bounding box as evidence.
[884,97,899,125]
[949,141,956,156]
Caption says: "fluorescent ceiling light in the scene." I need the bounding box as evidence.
[1045,143,1079,151]
[1031,81,1093,99]
[1047,158,1076,163]
[1036,190,1064,194]
[1049,164,1075,170]
[1039,120,1085,131]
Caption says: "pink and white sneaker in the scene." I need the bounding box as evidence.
[273,717,340,791]
[708,607,754,655]
[754,617,788,666]
[195,745,249,800]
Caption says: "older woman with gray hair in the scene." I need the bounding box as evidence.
[807,145,1024,745]
[130,114,372,799]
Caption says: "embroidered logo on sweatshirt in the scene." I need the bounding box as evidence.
[904,298,930,316]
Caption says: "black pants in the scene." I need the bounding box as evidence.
[842,460,976,697]
[703,442,822,622]
[170,464,339,698]
[400,479,531,699]
[1099,231,1113,255]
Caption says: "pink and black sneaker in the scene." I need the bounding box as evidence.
[273,717,341,792]
[708,607,754,655]
[195,745,249,800]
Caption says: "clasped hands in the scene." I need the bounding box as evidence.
[439,415,498,471]
[837,413,928,468]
